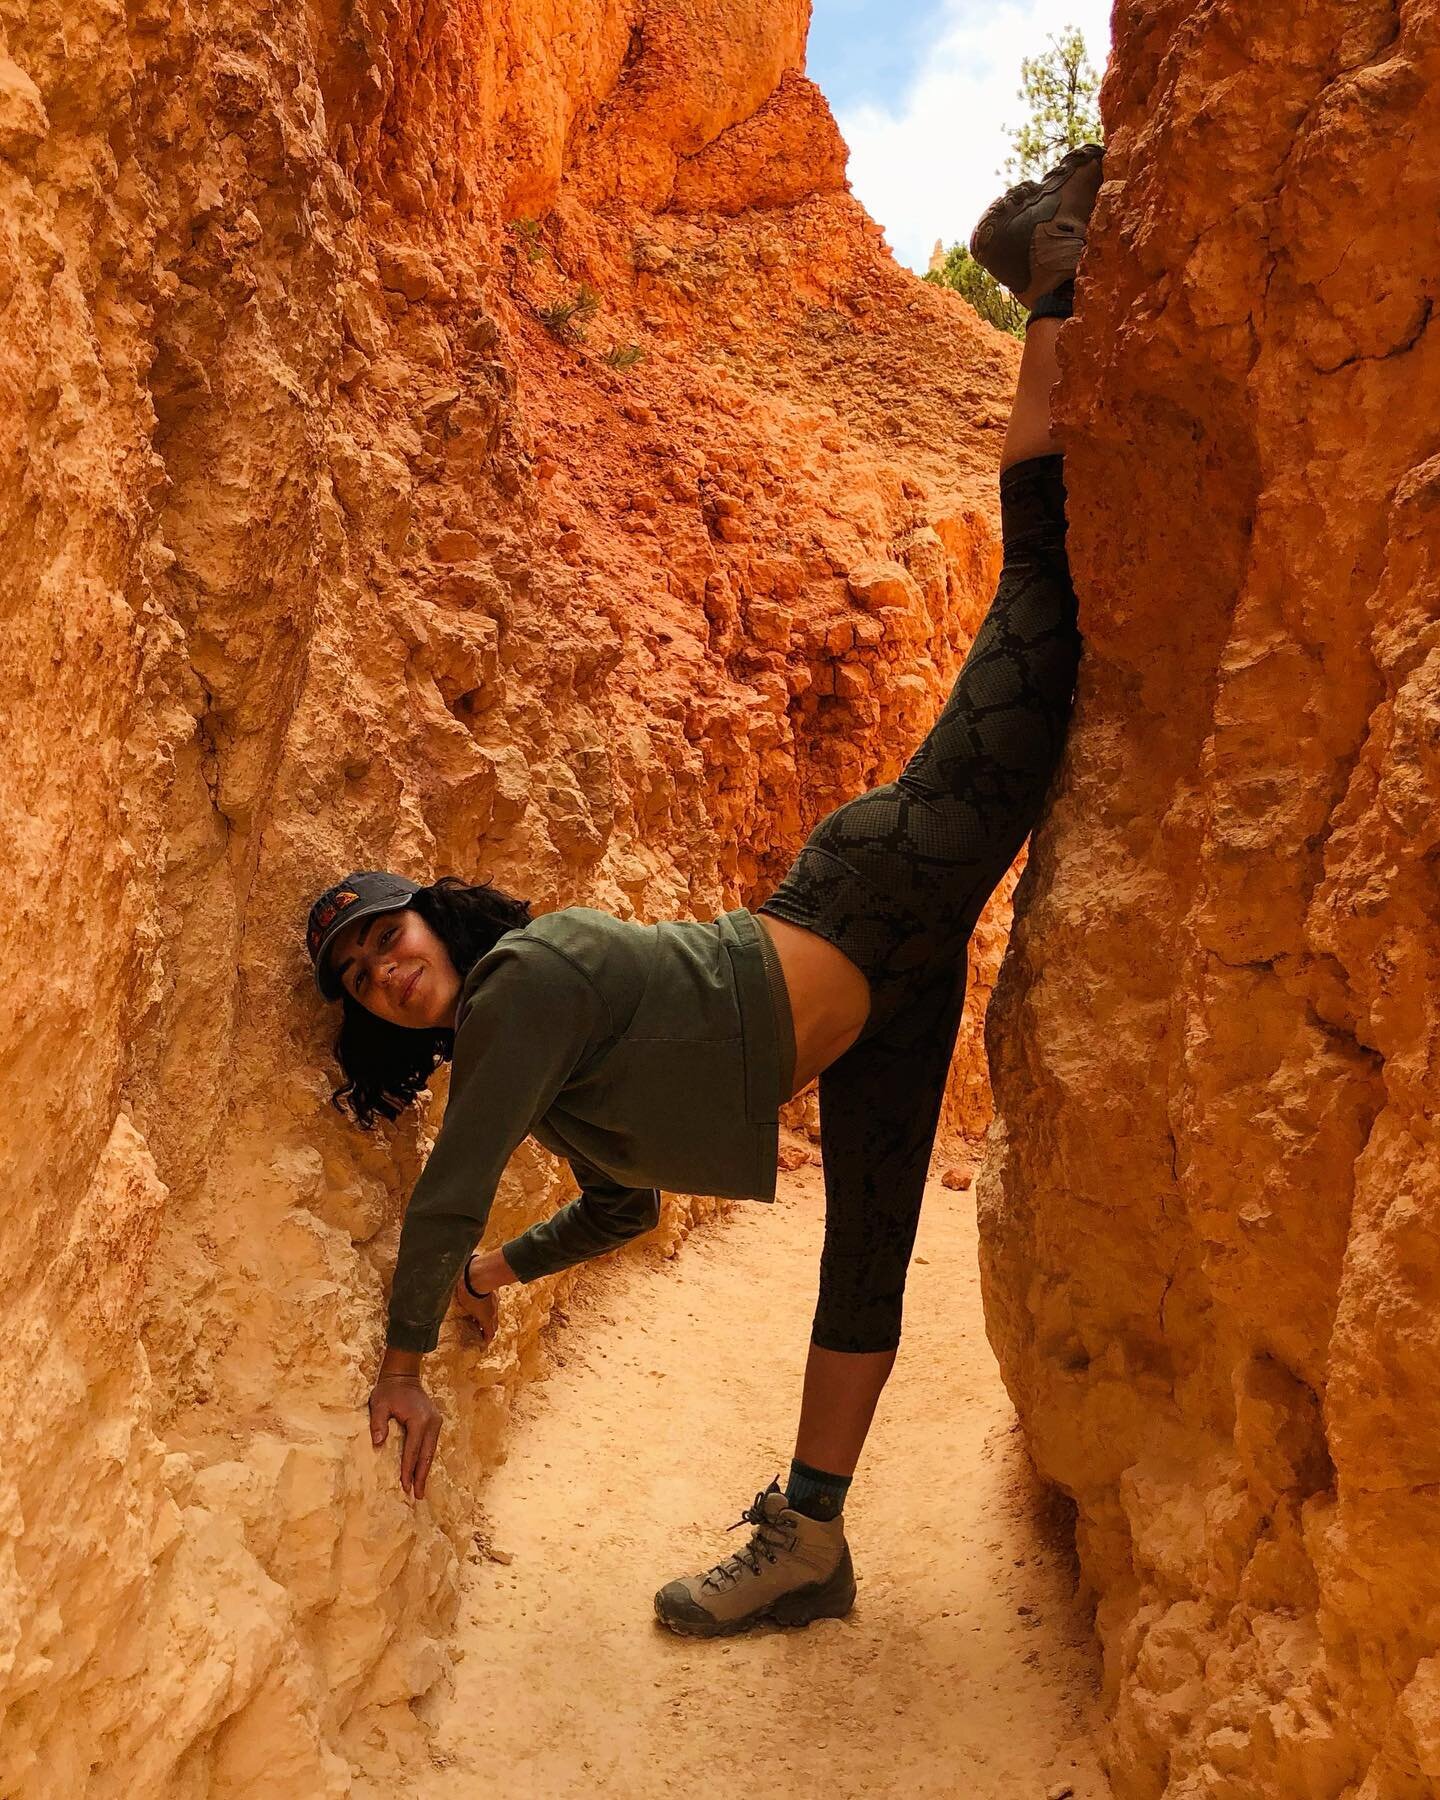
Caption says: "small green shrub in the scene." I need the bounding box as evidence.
[602,342,646,370]
[509,218,547,262]
[538,283,600,343]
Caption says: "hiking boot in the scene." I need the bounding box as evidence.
[654,1482,856,1639]
[969,143,1105,309]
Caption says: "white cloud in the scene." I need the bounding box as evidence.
[831,0,1113,274]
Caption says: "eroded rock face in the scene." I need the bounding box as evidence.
[984,3,1440,1794]
[2,0,1017,1785]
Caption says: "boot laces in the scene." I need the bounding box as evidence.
[700,1492,794,1592]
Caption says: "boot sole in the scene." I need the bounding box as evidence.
[969,143,1104,303]
[654,1547,857,1639]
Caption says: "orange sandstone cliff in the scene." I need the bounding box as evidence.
[984,2,1440,1795]
[1,0,1019,1786]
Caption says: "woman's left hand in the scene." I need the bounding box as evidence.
[453,1256,499,1344]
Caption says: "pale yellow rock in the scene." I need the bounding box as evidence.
[0,56,47,156]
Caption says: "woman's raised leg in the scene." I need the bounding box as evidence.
[1002,313,1064,471]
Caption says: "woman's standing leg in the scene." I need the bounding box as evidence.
[792,971,967,1473]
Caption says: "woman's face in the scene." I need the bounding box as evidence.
[328,907,462,1030]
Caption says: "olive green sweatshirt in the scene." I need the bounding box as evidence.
[386,906,796,1353]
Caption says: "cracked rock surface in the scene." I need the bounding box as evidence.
[984,3,1440,1796]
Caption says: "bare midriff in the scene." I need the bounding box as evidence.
[754,914,872,1098]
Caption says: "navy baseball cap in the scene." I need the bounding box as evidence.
[306,870,422,1000]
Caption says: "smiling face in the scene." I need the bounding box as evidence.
[327,907,462,1031]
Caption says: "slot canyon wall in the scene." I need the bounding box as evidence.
[984,1,1440,1796]
[1,0,1020,1788]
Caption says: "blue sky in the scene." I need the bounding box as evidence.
[806,0,1113,274]
[805,0,955,115]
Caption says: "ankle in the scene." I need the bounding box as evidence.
[1026,277,1076,325]
[786,1458,852,1522]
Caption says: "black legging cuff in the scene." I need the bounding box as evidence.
[1027,278,1076,323]
[999,451,1069,555]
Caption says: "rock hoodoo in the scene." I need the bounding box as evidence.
[3,0,1020,1787]
[985,3,1440,1794]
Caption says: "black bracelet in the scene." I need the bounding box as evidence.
[463,1255,492,1301]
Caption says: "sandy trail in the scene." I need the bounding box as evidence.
[405,1159,1111,1799]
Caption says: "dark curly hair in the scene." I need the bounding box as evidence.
[330,875,533,1128]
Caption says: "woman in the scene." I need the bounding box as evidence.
[308,145,1101,1637]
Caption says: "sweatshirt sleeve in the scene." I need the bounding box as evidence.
[501,1153,662,1283]
[385,941,611,1353]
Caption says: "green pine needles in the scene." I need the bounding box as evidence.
[602,343,646,370]
[537,283,601,343]
[1001,25,1104,182]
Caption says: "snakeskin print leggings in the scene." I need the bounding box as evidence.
[757,453,1081,1354]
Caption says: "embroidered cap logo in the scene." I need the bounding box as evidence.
[307,888,361,957]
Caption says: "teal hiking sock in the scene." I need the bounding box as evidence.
[786,1458,852,1522]
[1026,277,1075,325]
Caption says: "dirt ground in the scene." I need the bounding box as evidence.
[394,1157,1112,1799]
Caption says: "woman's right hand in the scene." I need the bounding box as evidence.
[453,1254,501,1344]
[368,1373,442,1499]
